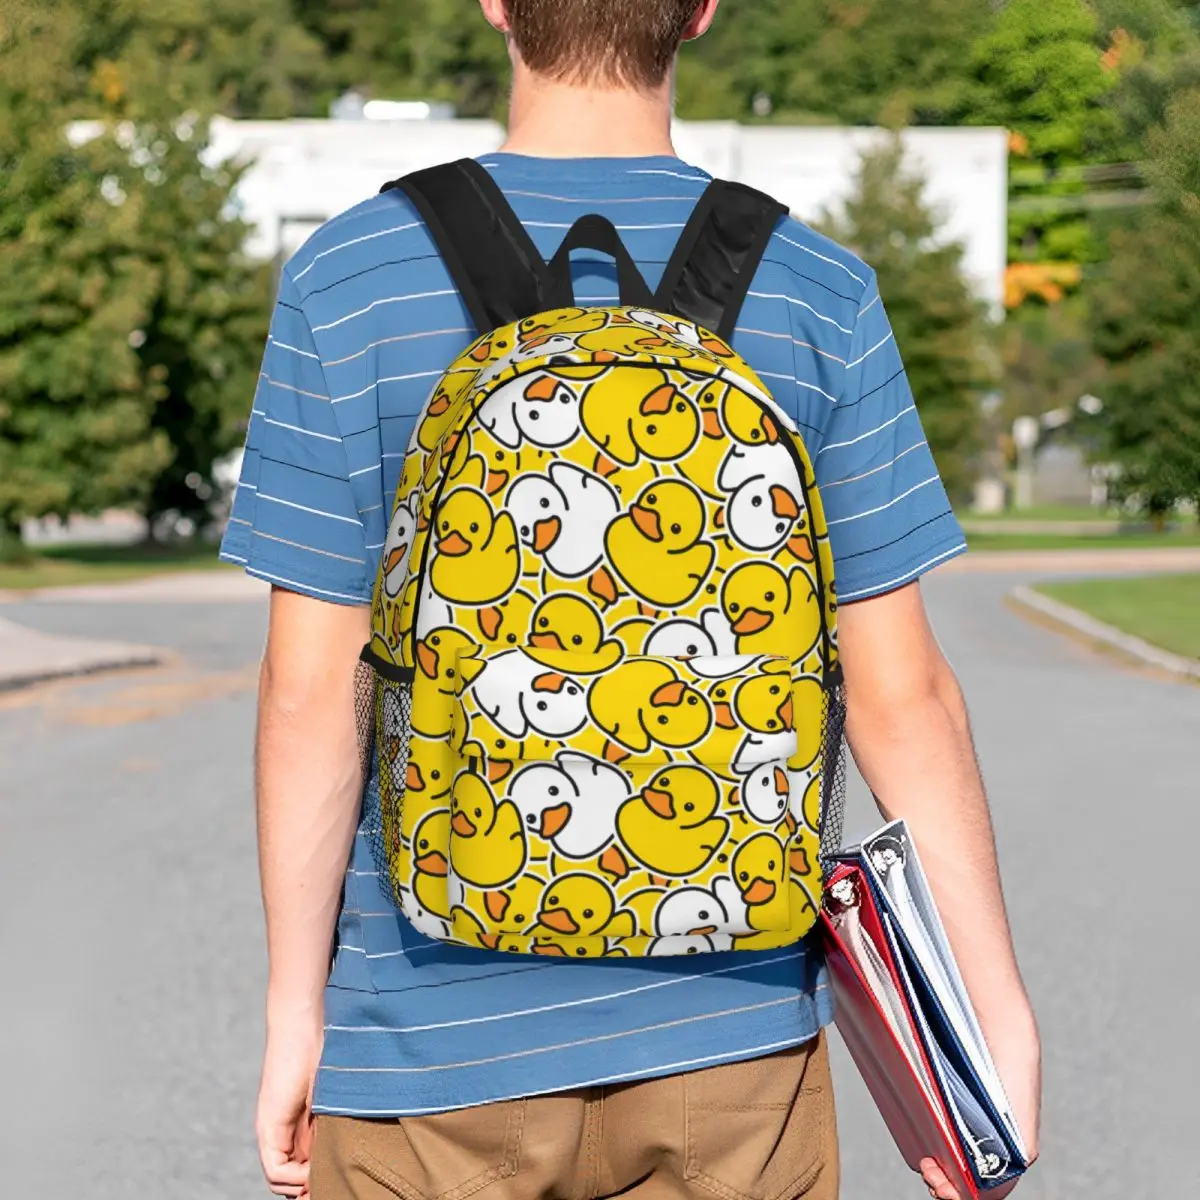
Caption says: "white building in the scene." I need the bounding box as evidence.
[208,118,1009,309]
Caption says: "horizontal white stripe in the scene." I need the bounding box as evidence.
[773,233,867,285]
[260,373,327,402]
[237,481,257,490]
[322,995,799,1072]
[219,551,248,564]
[818,404,915,455]
[846,331,895,370]
[747,291,854,336]
[293,221,421,281]
[526,221,687,231]
[822,441,927,488]
[262,416,341,443]
[838,542,967,602]
[258,493,364,527]
[327,950,804,1034]
[628,168,709,181]
[795,379,839,403]
[324,328,472,368]
[349,463,381,477]
[313,1036,815,1116]
[858,291,882,318]
[364,541,385,551]
[736,326,848,366]
[826,474,941,526]
[228,516,252,527]
[359,503,384,516]
[503,190,696,204]
[241,565,369,603]
[312,290,457,333]
[269,338,320,361]
[333,370,442,404]
[253,529,366,565]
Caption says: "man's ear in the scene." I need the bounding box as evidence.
[683,0,720,42]
[479,0,512,35]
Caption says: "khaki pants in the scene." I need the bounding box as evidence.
[311,1034,838,1200]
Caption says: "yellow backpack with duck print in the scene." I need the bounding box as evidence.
[357,160,847,958]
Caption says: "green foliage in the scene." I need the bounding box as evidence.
[818,140,992,503]
[0,3,270,534]
[1090,89,1200,515]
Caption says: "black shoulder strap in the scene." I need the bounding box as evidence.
[382,159,552,336]
[655,180,788,341]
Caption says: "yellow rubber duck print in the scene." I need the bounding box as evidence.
[412,628,483,738]
[720,561,821,657]
[525,594,623,671]
[605,480,715,608]
[410,809,453,919]
[580,369,699,467]
[535,873,633,938]
[615,765,730,878]
[588,659,713,758]
[722,389,781,448]
[429,487,520,605]
[449,773,527,889]
[730,832,789,930]
[475,589,536,651]
[733,668,794,735]
[675,379,732,498]
[789,677,826,770]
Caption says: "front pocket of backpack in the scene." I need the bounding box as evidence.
[447,649,802,947]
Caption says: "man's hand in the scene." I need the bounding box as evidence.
[256,1010,323,1197]
[254,588,372,1196]
[839,581,1042,1196]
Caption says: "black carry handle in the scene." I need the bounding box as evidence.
[545,214,655,310]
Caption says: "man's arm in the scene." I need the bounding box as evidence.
[838,581,1041,1198]
[255,588,371,1198]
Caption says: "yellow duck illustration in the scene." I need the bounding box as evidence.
[580,368,700,468]
[575,325,698,363]
[605,480,715,609]
[410,809,453,919]
[720,561,821,657]
[412,628,483,738]
[404,733,454,805]
[615,765,730,878]
[788,677,826,771]
[535,873,634,939]
[429,487,521,606]
[611,616,654,656]
[474,589,536,652]
[733,668,795,736]
[588,659,713,758]
[449,773,527,889]
[470,426,550,499]
[721,389,783,448]
[525,594,623,672]
[730,833,789,931]
[516,307,612,350]
[676,379,733,498]
[701,677,749,772]
[479,874,546,935]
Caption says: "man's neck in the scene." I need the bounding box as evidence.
[499,64,677,159]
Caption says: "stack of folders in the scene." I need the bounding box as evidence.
[821,821,1030,1198]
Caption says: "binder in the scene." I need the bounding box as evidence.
[821,820,1030,1197]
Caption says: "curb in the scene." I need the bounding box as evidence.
[0,617,165,693]
[1009,586,1200,682]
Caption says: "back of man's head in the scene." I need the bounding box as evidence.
[506,0,703,91]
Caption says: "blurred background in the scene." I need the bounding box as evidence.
[1,2,1198,1199]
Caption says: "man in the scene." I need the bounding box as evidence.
[222,2,1041,1198]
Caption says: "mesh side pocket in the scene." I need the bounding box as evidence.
[355,659,412,908]
[817,676,848,872]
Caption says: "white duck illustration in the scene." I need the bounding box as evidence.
[507,462,619,579]
[508,751,629,859]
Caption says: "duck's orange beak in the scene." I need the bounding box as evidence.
[406,762,425,792]
[532,516,561,552]
[485,469,508,496]
[525,375,561,401]
[787,533,814,562]
[742,877,776,906]
[416,641,439,680]
[790,847,812,876]
[730,608,772,636]
[478,606,503,641]
[451,810,476,838]
[414,850,448,877]
[540,803,572,839]
[532,941,570,956]
[538,908,580,935]
[688,924,718,937]
[383,544,408,576]
[630,504,662,542]
[714,702,738,729]
[770,486,800,521]
[702,409,724,438]
[759,415,780,444]
[485,890,510,922]
[777,693,794,729]
[529,631,566,652]
[428,393,452,415]
[438,530,471,557]
[639,384,676,416]
[486,760,514,785]
[642,786,675,819]
[774,767,790,800]
[650,680,687,707]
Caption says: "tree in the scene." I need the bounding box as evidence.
[1090,89,1200,517]
[0,3,270,546]
[818,140,992,503]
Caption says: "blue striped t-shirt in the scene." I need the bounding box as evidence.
[221,153,966,1117]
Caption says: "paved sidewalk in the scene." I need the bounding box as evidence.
[0,569,267,605]
[0,615,163,691]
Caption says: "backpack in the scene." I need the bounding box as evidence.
[357,159,846,958]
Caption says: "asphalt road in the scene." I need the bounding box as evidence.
[2,570,1197,1199]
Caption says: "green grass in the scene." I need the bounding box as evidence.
[966,529,1200,551]
[962,504,1121,523]
[0,540,230,591]
[1036,574,1200,660]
